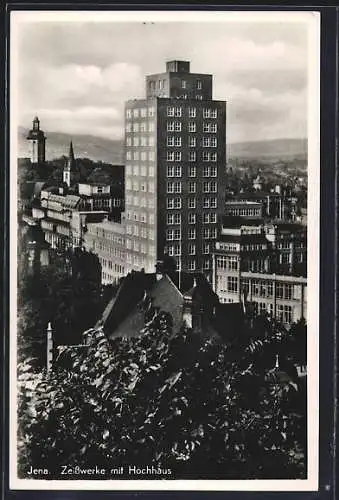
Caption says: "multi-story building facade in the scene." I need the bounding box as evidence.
[84,219,127,285]
[78,182,123,212]
[212,217,307,325]
[124,60,226,281]
[225,200,263,218]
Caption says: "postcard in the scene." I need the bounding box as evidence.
[10,9,320,492]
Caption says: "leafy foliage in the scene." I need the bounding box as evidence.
[18,308,306,479]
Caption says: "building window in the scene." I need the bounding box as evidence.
[168,106,182,117]
[188,197,196,209]
[189,136,196,147]
[188,228,196,240]
[188,259,196,271]
[277,304,293,324]
[133,123,139,132]
[181,80,187,89]
[167,165,174,177]
[188,182,196,193]
[227,276,238,293]
[211,227,217,239]
[126,109,132,119]
[188,244,196,255]
[148,107,155,117]
[202,151,210,162]
[167,122,175,132]
[197,80,202,90]
[188,213,196,224]
[167,198,182,209]
[203,228,210,239]
[167,181,181,193]
[148,137,155,147]
[203,213,210,224]
[167,136,182,147]
[211,152,217,162]
[211,137,217,147]
[203,182,210,193]
[141,151,147,161]
[188,122,196,133]
[174,151,181,161]
[167,213,181,225]
[203,123,217,133]
[211,181,217,193]
[167,152,175,162]
[203,243,210,254]
[189,107,196,118]
[210,166,217,177]
[189,151,196,162]
[203,259,210,270]
[210,213,217,223]
[203,166,210,177]
[126,137,132,147]
[175,165,182,177]
[189,166,196,177]
[133,109,139,118]
[126,151,132,161]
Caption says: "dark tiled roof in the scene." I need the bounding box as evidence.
[101,271,157,334]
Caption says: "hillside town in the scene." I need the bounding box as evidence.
[17,60,308,480]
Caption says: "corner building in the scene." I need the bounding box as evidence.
[124,60,226,281]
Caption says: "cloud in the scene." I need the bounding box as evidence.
[15,19,310,142]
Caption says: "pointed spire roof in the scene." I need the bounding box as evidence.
[69,140,75,162]
[66,140,76,170]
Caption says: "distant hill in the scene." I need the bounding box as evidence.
[227,138,307,160]
[18,127,307,163]
[18,127,124,164]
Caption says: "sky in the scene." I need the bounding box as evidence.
[14,13,314,143]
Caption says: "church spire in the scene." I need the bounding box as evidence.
[67,141,75,169]
[63,140,76,188]
[69,140,75,163]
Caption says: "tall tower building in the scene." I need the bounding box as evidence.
[26,116,46,164]
[63,141,76,187]
[124,60,226,281]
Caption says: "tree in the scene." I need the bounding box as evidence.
[18,307,306,480]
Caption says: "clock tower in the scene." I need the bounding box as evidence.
[26,116,46,164]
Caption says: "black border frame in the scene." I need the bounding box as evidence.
[1,3,337,500]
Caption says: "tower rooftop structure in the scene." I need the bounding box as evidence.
[26,116,46,164]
